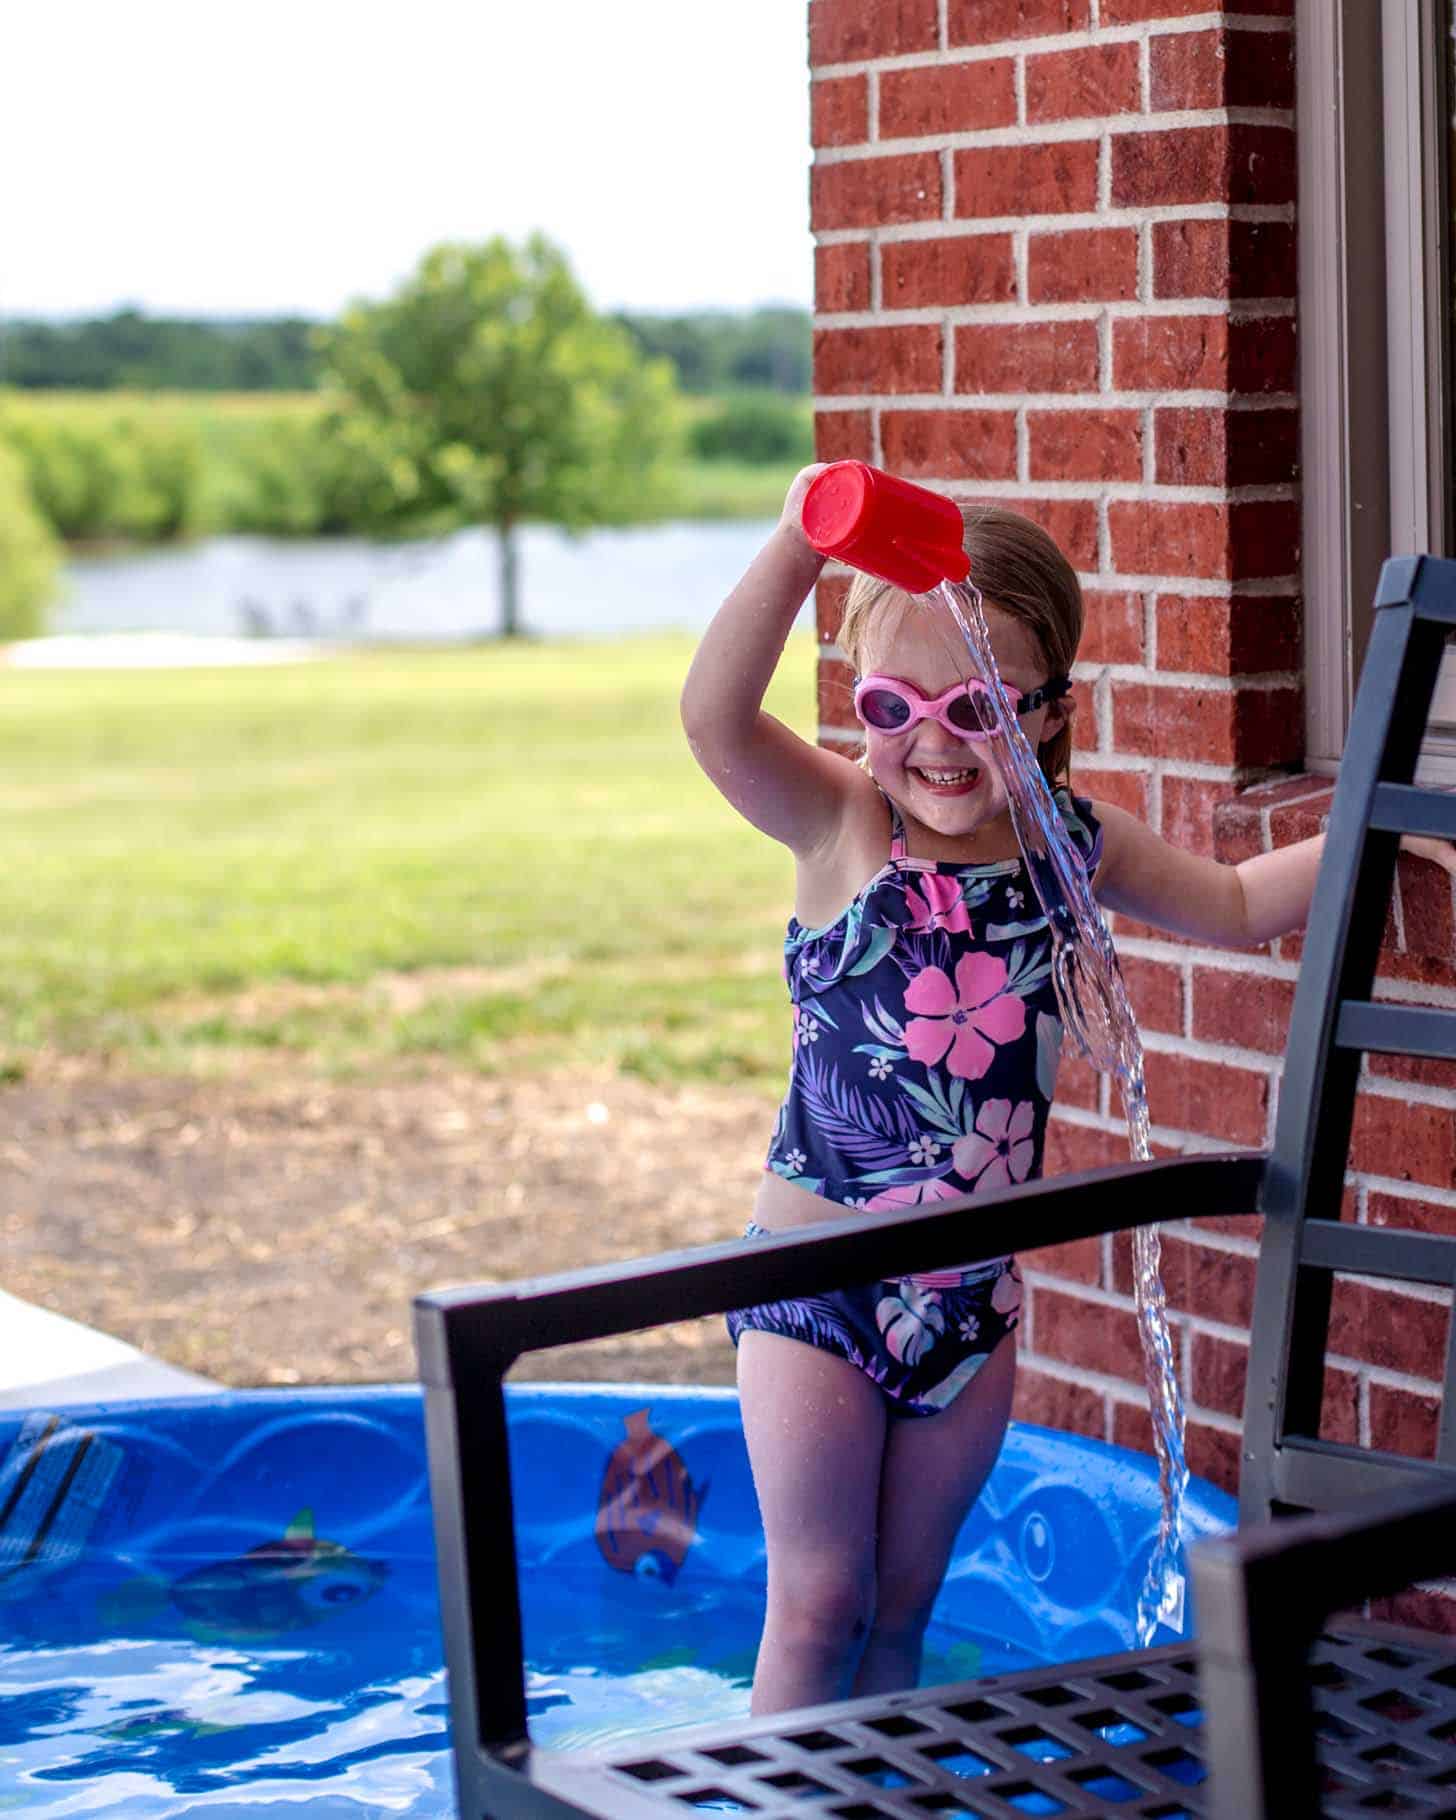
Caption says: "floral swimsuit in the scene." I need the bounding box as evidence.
[726,788,1103,1416]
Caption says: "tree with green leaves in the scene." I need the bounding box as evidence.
[318,236,680,636]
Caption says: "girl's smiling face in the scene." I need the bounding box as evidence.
[858,600,1063,845]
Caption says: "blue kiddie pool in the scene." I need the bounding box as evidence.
[0,1383,1233,1815]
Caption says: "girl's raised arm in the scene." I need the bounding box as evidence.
[681,466,868,856]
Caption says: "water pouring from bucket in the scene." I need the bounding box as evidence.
[803,460,1187,1646]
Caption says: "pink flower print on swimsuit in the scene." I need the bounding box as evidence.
[992,1262,1024,1320]
[903,950,1026,1080]
[952,1099,1037,1192]
[904,871,975,935]
[875,1281,946,1365]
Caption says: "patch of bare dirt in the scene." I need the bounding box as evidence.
[2,1059,769,1390]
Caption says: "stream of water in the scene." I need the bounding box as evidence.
[939,579,1187,1647]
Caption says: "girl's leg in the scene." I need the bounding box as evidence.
[852,1333,1016,1698]
[736,1329,889,1715]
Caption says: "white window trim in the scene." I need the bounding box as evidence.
[1299,0,1455,781]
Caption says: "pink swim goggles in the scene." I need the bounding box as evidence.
[853,672,1071,740]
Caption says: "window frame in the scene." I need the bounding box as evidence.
[1299,0,1454,779]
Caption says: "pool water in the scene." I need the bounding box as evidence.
[0,1385,1234,1816]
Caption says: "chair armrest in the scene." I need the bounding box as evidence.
[415,1151,1265,1380]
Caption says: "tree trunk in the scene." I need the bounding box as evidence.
[498,517,521,638]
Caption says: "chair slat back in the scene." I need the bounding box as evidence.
[1241,555,1456,1523]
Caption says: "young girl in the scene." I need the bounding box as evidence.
[681,466,1451,1717]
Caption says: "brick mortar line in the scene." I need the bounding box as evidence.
[1137,219,1153,318]
[1352,1175,1456,1212]
[813,393,1301,414]
[1180,1401,1244,1434]
[946,484,1295,505]
[1264,1257,1449,1307]
[1317,1274,1456,1317]
[1019,1278,1142,1315]
[1081,574,1303,596]
[1046,1100,1265,1151]
[811,203,1294,242]
[800,478,1301,506]
[1026,1223,1266,1281]
[807,479,1300,510]
[1112,936,1303,979]
[1075,666,1303,688]
[815,565,1301,598]
[1110,574,1299,593]
[1012,1351,1154,1407]
[1021,1360,1154,1419]
[811,15,1294,82]
[813,108,1293,163]
[1357,1076,1456,1114]
[1372,977,1456,1010]
[1167,1309,1260,1346]
[1110,755,1287,784]
[1014,222,1030,307]
[1025,1291,1451,1375]
[1138,1029,1276,1072]
[815,305,1296,325]
[1019,1350,1248,1439]
[1362,1360,1453,1396]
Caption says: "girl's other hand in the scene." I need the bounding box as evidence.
[1399,833,1456,878]
[778,464,829,547]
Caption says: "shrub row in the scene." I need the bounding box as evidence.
[0,393,410,544]
[0,441,61,638]
[1,390,814,546]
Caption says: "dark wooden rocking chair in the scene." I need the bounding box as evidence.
[415,555,1456,1819]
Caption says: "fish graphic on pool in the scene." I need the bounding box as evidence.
[594,1408,708,1584]
[102,1507,388,1641]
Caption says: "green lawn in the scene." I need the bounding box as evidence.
[1,636,811,1089]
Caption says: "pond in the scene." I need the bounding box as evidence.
[49,520,790,649]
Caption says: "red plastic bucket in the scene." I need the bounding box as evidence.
[801,461,971,593]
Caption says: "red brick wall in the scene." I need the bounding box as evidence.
[808,0,1454,1510]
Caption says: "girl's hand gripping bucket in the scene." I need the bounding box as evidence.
[800,461,972,594]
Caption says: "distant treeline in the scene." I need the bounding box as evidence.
[0,312,319,393]
[0,305,812,396]
[612,307,810,394]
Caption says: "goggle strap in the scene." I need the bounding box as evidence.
[1016,675,1073,714]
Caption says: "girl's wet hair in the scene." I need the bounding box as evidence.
[835,504,1084,786]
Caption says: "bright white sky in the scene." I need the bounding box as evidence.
[3,1,814,320]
